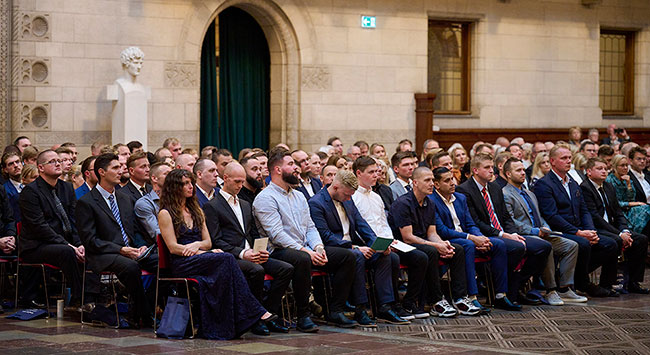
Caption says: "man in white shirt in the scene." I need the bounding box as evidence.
[193,158,218,207]
[628,146,650,204]
[291,150,322,201]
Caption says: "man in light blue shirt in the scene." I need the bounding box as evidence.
[253,147,356,332]
[134,162,171,244]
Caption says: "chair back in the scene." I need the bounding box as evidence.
[156,234,171,270]
[16,222,21,236]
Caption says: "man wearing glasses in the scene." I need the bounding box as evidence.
[18,149,85,308]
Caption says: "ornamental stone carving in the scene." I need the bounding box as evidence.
[301,66,330,90]
[15,57,50,85]
[13,102,50,130]
[15,12,50,41]
[164,62,198,88]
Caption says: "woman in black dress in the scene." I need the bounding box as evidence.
[158,169,274,339]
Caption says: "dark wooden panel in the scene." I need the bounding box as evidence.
[431,128,650,151]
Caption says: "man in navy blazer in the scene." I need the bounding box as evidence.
[2,152,23,222]
[292,150,323,201]
[532,145,619,297]
[309,170,407,326]
[194,158,219,208]
[430,167,512,312]
[75,156,97,200]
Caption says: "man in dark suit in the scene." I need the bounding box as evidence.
[204,162,292,335]
[493,152,511,189]
[309,169,409,326]
[532,146,619,297]
[581,157,648,294]
[18,149,84,306]
[456,153,551,305]
[2,152,23,222]
[238,156,264,204]
[116,151,152,205]
[77,153,158,327]
[75,156,97,200]
[292,150,322,201]
[194,158,218,208]
[430,167,513,311]
[627,146,650,205]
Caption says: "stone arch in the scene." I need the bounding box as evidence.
[182,0,302,148]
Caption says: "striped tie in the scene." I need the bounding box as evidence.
[481,187,502,231]
[108,194,130,247]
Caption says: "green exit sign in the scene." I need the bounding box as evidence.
[361,15,376,28]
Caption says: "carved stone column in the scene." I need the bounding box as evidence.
[0,0,11,147]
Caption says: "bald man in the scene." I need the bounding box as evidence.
[175,153,196,172]
[203,162,293,335]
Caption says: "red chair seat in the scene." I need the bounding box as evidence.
[264,274,274,281]
[311,270,327,277]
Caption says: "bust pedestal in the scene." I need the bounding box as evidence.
[107,78,151,150]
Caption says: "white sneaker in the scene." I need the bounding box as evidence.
[558,288,588,303]
[545,290,564,306]
[454,296,481,316]
[430,299,458,318]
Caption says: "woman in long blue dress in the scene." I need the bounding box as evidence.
[605,154,650,234]
[158,169,275,340]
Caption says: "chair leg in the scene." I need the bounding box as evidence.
[153,276,159,333]
[14,262,19,309]
[184,280,196,338]
[41,265,50,318]
[110,274,120,329]
[81,264,86,324]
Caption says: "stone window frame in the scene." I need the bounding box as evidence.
[427,19,471,116]
[599,28,635,116]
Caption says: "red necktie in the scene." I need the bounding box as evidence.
[481,187,502,231]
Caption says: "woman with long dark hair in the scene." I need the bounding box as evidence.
[158,169,275,339]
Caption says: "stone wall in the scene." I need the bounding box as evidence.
[7,0,650,156]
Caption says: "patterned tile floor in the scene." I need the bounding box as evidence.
[1,272,650,354]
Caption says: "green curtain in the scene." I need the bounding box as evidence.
[217,7,270,154]
[199,21,219,148]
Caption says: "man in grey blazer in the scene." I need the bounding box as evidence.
[389,151,417,200]
[502,157,586,305]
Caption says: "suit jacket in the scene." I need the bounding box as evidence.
[0,186,15,238]
[373,183,394,211]
[295,177,323,201]
[502,183,550,235]
[77,187,139,273]
[580,179,629,235]
[308,187,376,248]
[75,182,91,200]
[532,171,594,235]
[196,185,218,208]
[628,171,650,204]
[116,181,152,206]
[389,179,409,201]
[494,175,508,189]
[3,180,21,222]
[429,191,482,240]
[456,178,516,237]
[19,177,79,253]
[203,191,260,257]
[116,181,152,247]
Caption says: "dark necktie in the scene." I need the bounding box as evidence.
[108,194,130,247]
[405,184,412,192]
[140,186,147,197]
[520,190,541,228]
[481,187,502,231]
[598,186,611,221]
[52,189,72,234]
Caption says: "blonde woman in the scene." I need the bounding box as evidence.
[606,155,650,234]
[530,152,551,188]
[449,146,468,183]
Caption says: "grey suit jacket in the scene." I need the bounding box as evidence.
[502,183,549,235]
[389,179,408,200]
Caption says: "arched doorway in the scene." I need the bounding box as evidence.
[200,7,270,153]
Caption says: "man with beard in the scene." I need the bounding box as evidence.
[75,156,97,200]
[194,158,219,208]
[2,152,23,222]
[292,150,323,201]
[239,156,263,204]
[253,147,356,332]
[251,151,269,187]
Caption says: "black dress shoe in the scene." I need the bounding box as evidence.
[494,296,522,311]
[518,291,542,305]
[327,311,357,328]
[251,321,270,336]
[376,305,410,325]
[296,316,319,333]
[605,288,620,297]
[627,282,650,294]
[583,283,610,298]
[266,319,289,333]
[353,309,376,328]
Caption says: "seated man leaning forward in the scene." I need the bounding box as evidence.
[388,166,481,318]
[76,153,158,328]
[309,169,409,326]
[253,147,356,332]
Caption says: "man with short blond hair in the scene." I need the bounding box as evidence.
[163,137,182,159]
[174,153,196,172]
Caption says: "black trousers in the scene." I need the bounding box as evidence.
[600,230,648,285]
[563,233,618,289]
[271,246,355,317]
[396,243,467,307]
[21,244,83,302]
[237,257,293,314]
[101,253,158,322]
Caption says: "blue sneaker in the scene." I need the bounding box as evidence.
[471,299,491,314]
